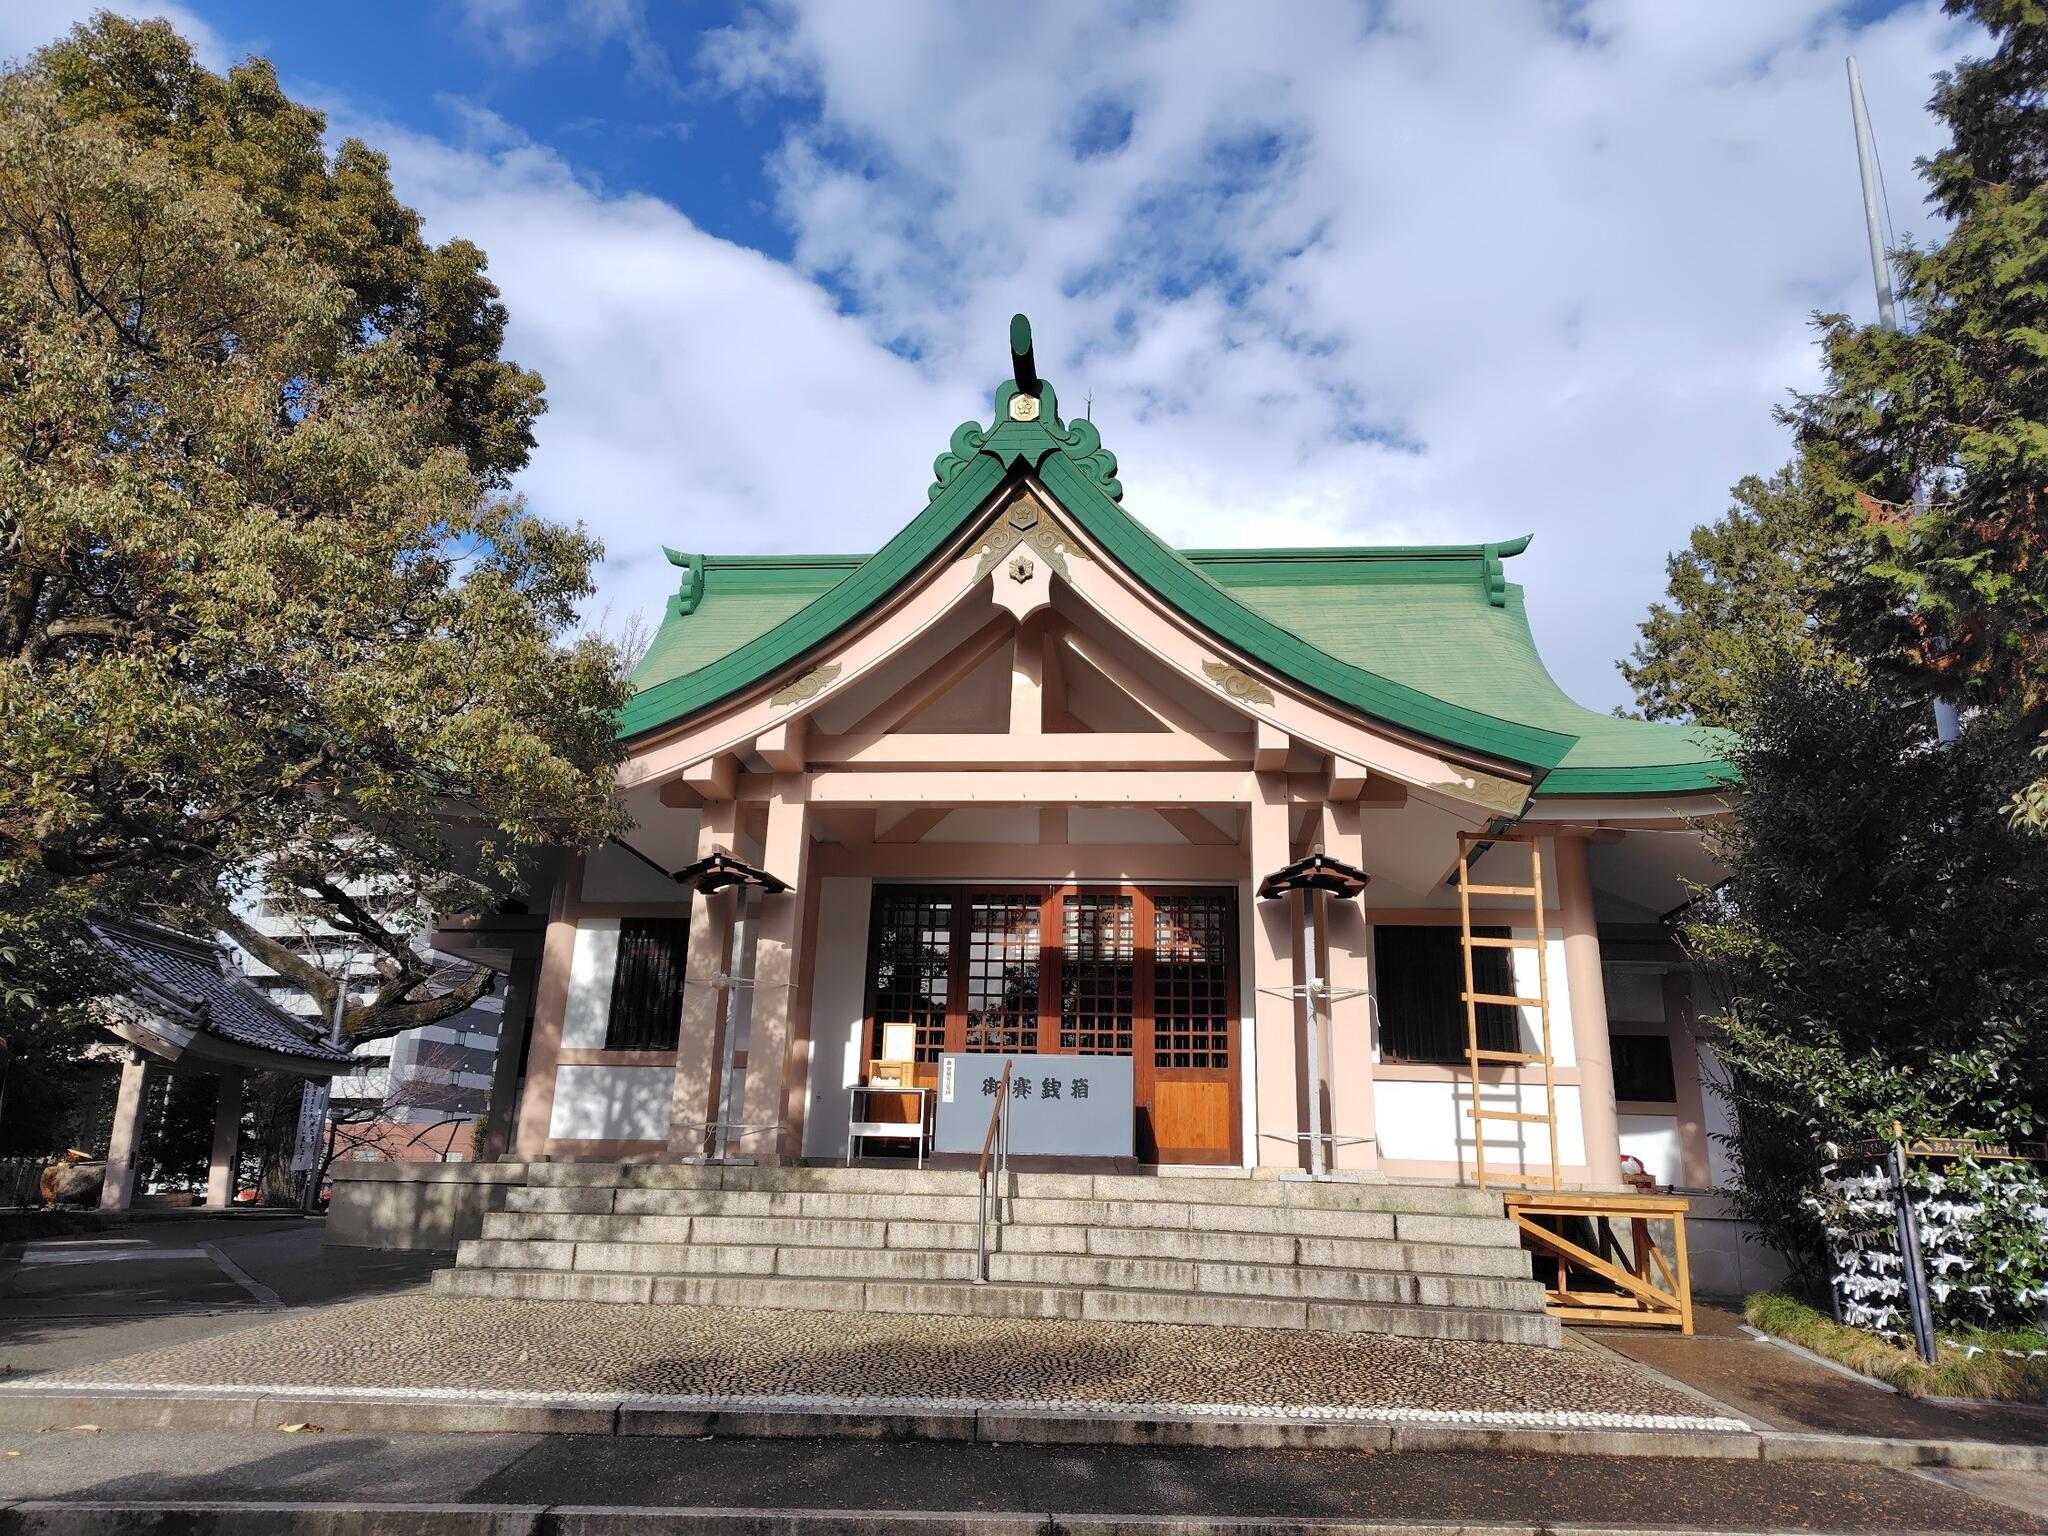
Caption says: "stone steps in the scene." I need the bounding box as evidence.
[450,1234,1542,1311]
[510,1163,1507,1217]
[439,1164,1558,1348]
[475,1209,1535,1277]
[430,1265,1555,1346]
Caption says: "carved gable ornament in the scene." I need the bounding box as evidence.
[973,490,1091,582]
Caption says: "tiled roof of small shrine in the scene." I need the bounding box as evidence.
[89,916,357,1068]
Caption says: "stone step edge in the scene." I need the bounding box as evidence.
[454,1242,1544,1292]
[494,1208,1523,1248]
[429,1270,1558,1331]
[506,1190,1512,1221]
[0,1385,2037,1473]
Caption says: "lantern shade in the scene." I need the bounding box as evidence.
[673,847,790,895]
[1256,851,1370,901]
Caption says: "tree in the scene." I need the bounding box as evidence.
[1683,666,2048,1289]
[1787,0,2048,814]
[0,17,630,1044]
[1620,466,1860,728]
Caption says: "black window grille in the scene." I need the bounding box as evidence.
[1154,893,1232,1068]
[1059,894,1134,1055]
[1611,1033,1678,1103]
[1373,924,1518,1063]
[606,918,687,1052]
[868,888,954,1063]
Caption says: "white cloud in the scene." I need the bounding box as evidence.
[322,104,959,654]
[694,0,1978,707]
[0,1,227,68]
[4,1,1985,715]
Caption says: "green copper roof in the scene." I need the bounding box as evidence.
[619,319,1731,799]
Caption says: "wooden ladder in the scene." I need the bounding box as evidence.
[1456,829,1560,1192]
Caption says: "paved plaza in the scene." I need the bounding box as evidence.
[13,1293,1738,1430]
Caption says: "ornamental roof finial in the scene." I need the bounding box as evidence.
[1010,313,1038,396]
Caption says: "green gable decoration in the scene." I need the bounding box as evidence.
[622,319,1731,798]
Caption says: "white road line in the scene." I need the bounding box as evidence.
[0,1379,1752,1432]
[19,1248,211,1265]
[199,1242,283,1308]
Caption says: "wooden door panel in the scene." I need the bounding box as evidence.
[1147,1079,1235,1163]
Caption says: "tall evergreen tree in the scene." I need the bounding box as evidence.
[1788,0,2048,821]
[1620,466,1858,729]
[0,16,629,1045]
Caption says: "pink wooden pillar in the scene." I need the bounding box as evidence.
[669,799,738,1158]
[740,775,812,1164]
[1320,803,1379,1172]
[99,1051,149,1211]
[512,856,581,1158]
[1249,771,1303,1170]
[1555,833,1623,1189]
[204,1069,243,1209]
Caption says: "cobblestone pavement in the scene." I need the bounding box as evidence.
[13,1294,1739,1427]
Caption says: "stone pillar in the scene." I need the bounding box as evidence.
[204,1070,242,1209]
[740,775,812,1163]
[670,799,738,1158]
[480,953,538,1162]
[1249,771,1303,1171]
[100,1051,150,1211]
[1319,803,1379,1173]
[1554,833,1623,1189]
[512,858,581,1159]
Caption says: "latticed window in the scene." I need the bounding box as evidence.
[606,918,686,1052]
[1154,893,1231,1068]
[1060,894,1134,1054]
[868,889,953,1063]
[964,895,1040,1052]
[1373,924,1517,1063]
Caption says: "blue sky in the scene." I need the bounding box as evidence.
[2,1,1981,712]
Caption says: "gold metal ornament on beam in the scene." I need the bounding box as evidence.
[770,663,842,705]
[973,491,1091,581]
[1202,661,1275,707]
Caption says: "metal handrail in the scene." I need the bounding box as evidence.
[974,1061,1012,1283]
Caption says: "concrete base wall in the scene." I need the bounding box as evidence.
[327,1161,534,1252]
[1683,1192,1794,1299]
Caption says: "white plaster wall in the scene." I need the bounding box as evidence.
[923,809,1036,842]
[1069,807,1184,844]
[1374,1079,1587,1174]
[547,1065,674,1141]
[560,920,620,1049]
[580,841,686,904]
[1619,1113,1683,1186]
[1509,932,1577,1067]
[802,877,873,1161]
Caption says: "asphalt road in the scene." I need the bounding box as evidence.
[0,1429,2043,1532]
[0,1216,446,1377]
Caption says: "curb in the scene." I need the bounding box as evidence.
[0,1386,2042,1472]
[0,1505,1991,1536]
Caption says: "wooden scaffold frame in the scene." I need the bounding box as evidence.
[1455,828,1695,1333]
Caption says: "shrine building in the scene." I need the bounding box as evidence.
[484,316,1731,1190]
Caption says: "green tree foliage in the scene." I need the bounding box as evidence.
[1787,0,2048,809]
[1620,467,1860,728]
[1684,667,2048,1287]
[0,16,630,1046]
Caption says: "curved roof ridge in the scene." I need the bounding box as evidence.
[619,317,1732,796]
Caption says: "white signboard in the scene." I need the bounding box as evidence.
[291,1081,331,1172]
